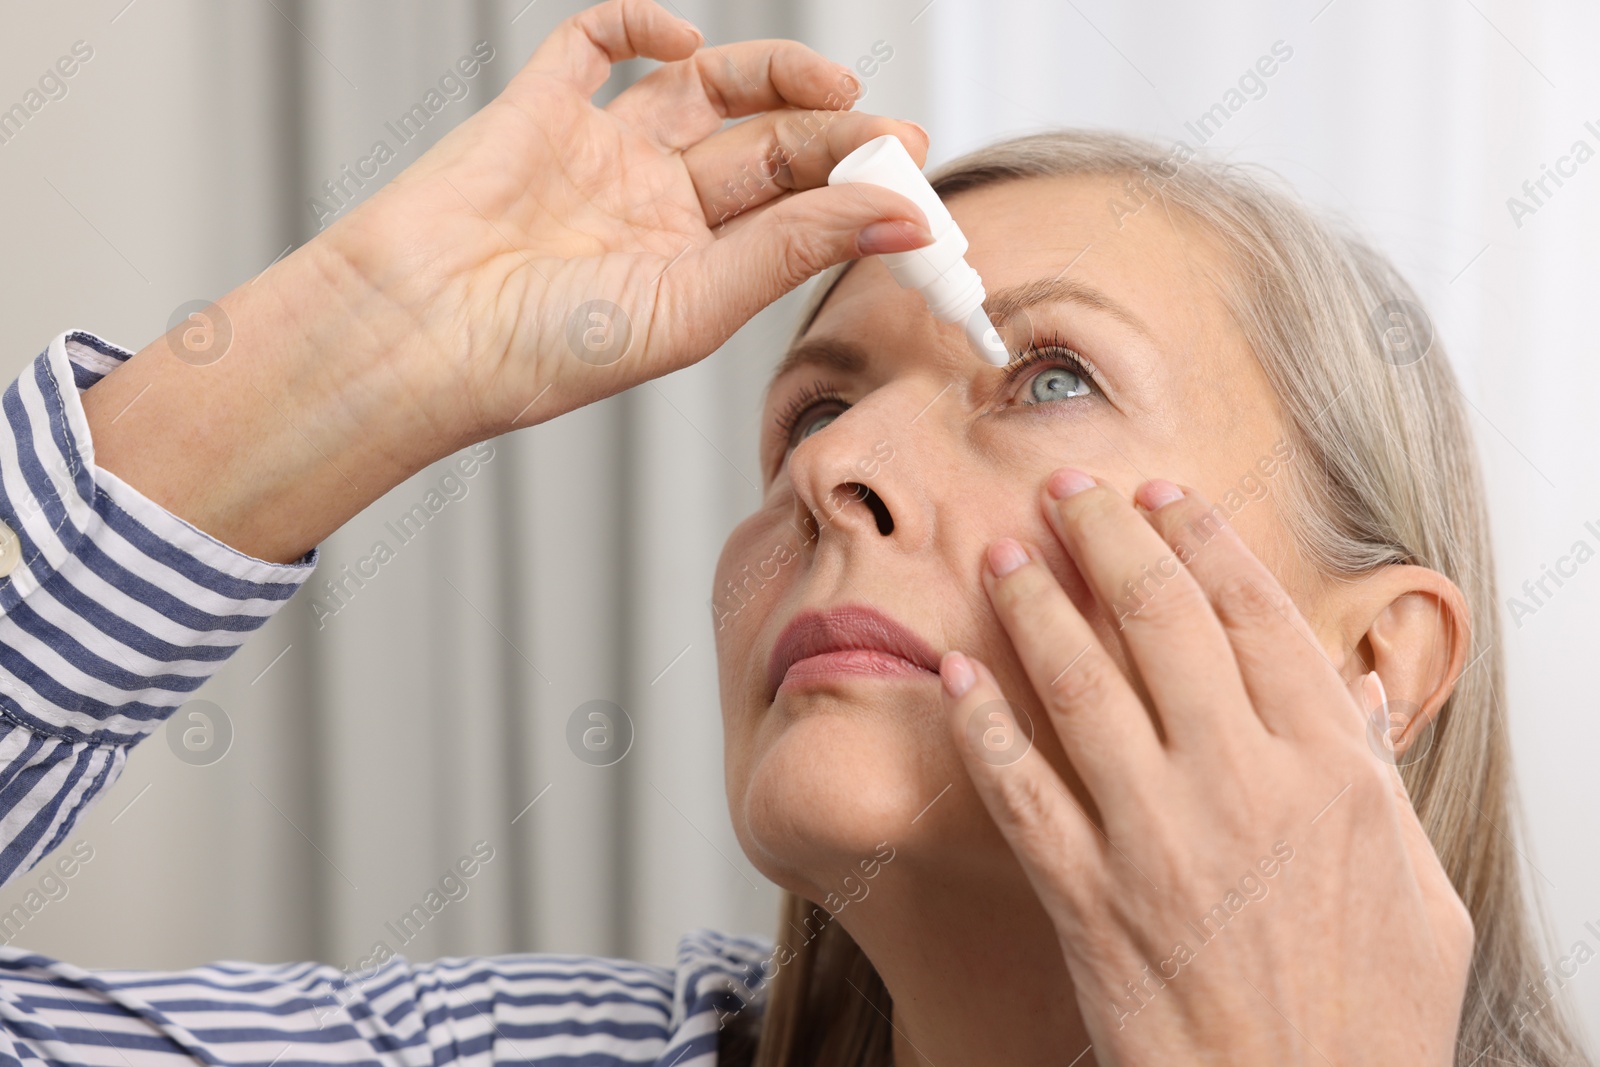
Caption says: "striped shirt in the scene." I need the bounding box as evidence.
[0,330,771,1067]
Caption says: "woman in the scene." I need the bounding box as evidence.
[0,0,1586,1064]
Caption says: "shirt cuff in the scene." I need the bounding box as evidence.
[0,329,319,744]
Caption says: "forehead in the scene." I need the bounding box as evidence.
[799,173,1242,357]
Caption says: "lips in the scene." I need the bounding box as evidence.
[766,604,941,697]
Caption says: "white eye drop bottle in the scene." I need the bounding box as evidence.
[828,134,1009,366]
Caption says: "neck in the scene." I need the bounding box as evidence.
[836,859,1093,1066]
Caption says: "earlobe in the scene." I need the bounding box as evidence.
[1333,565,1470,754]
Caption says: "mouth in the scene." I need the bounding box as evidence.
[766,604,941,698]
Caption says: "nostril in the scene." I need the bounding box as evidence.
[842,482,895,536]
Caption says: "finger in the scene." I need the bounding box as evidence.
[940,650,1104,919]
[685,110,929,227]
[1363,672,1413,797]
[652,181,930,357]
[1041,469,1259,751]
[519,0,703,98]
[608,38,870,149]
[1133,478,1351,741]
[1361,672,1454,893]
[979,536,1164,810]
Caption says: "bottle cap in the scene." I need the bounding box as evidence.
[829,135,1008,366]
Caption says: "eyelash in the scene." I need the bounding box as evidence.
[1004,335,1099,396]
[773,379,848,446]
[770,335,1101,449]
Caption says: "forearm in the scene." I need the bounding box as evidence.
[79,235,463,566]
[0,330,317,887]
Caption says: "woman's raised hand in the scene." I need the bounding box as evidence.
[82,0,930,563]
[322,0,931,434]
[939,473,1475,1065]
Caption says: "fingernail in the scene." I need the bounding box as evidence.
[857,219,932,255]
[941,651,976,699]
[987,538,1029,578]
[907,120,930,142]
[1136,478,1184,510]
[836,65,861,93]
[1364,671,1399,757]
[1046,467,1096,500]
[1364,671,1389,718]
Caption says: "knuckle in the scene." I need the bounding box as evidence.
[990,561,1054,612]
[775,222,833,288]
[589,0,628,30]
[699,71,732,120]
[1160,853,1216,915]
[1161,499,1230,557]
[1057,486,1121,538]
[769,116,809,172]
[1048,653,1117,712]
[1115,571,1209,635]
[992,768,1059,834]
[1211,570,1297,631]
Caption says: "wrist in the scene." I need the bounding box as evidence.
[82,232,466,564]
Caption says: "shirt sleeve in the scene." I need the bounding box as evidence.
[0,947,692,1067]
[0,332,755,1067]
[0,329,318,888]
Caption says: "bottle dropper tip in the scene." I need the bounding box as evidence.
[964,307,1010,367]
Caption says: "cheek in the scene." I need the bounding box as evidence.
[712,509,804,794]
[711,508,803,680]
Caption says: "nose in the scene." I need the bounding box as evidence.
[785,397,915,550]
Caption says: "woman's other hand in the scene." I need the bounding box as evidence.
[939,473,1474,1066]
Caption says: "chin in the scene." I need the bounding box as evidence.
[727,681,969,897]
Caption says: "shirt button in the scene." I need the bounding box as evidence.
[0,520,20,578]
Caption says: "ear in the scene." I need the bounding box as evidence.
[1319,565,1470,755]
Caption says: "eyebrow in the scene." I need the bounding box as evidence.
[987,277,1153,340]
[770,276,1153,383]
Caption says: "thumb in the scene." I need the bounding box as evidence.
[656,183,932,360]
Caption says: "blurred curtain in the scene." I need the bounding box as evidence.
[0,0,805,971]
[0,0,1594,1040]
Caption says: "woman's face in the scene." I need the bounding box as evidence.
[713,174,1325,900]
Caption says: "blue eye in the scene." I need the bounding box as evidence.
[799,411,838,439]
[773,382,850,465]
[1025,365,1091,404]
